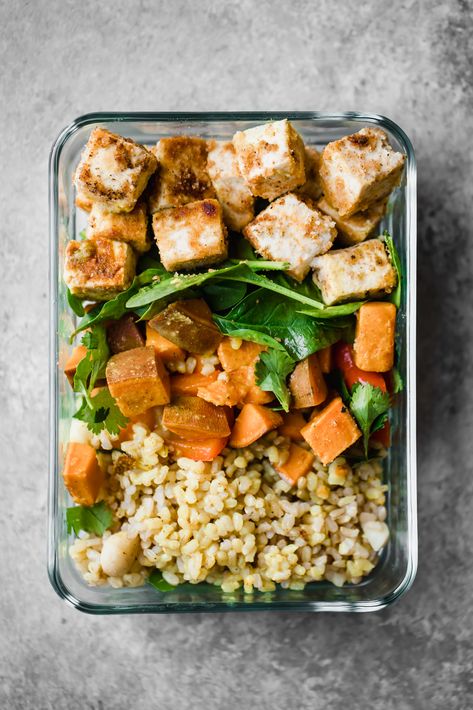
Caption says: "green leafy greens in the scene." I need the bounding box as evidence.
[148,570,178,592]
[348,383,391,456]
[383,232,402,308]
[72,325,128,435]
[66,501,113,536]
[255,350,295,412]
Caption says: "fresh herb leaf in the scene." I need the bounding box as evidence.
[349,383,391,456]
[202,280,247,311]
[66,287,85,317]
[66,501,113,536]
[78,229,86,240]
[296,301,365,319]
[72,268,166,336]
[383,232,402,308]
[212,315,288,352]
[391,366,404,394]
[148,570,178,592]
[74,387,128,435]
[331,370,351,405]
[255,349,295,411]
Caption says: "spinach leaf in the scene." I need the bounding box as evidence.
[66,501,113,536]
[212,316,288,351]
[202,280,247,311]
[296,301,365,319]
[383,232,402,308]
[255,350,295,411]
[66,287,85,317]
[148,570,178,592]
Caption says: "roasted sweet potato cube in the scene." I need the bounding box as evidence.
[229,404,283,448]
[107,315,145,354]
[353,302,396,372]
[217,338,265,371]
[106,346,170,417]
[289,354,327,408]
[64,345,87,386]
[145,323,186,364]
[317,346,332,374]
[275,443,315,485]
[278,412,306,441]
[301,397,361,465]
[171,370,220,396]
[148,299,222,354]
[162,396,231,439]
[63,442,105,506]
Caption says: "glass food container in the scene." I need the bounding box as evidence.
[48,112,417,613]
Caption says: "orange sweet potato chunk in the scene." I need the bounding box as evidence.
[278,412,306,441]
[289,353,327,408]
[353,302,396,372]
[217,338,265,371]
[275,443,315,484]
[162,396,231,439]
[229,404,283,448]
[106,346,170,417]
[117,408,157,444]
[148,299,222,354]
[317,346,332,374]
[171,370,220,396]
[63,442,104,506]
[64,345,87,387]
[301,397,361,465]
[146,323,186,364]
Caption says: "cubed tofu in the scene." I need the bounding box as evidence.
[301,397,361,465]
[148,136,216,213]
[64,238,136,301]
[75,191,93,212]
[106,346,170,417]
[207,140,255,231]
[87,201,150,253]
[319,127,405,217]
[243,193,336,281]
[317,196,387,246]
[233,119,306,201]
[353,302,397,372]
[296,147,323,202]
[74,128,157,213]
[312,238,397,305]
[152,198,228,272]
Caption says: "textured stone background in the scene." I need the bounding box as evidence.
[1,0,473,708]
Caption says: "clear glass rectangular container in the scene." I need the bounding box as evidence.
[48,112,417,613]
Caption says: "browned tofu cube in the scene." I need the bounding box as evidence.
[207,140,255,231]
[148,136,216,213]
[301,397,361,465]
[74,128,157,213]
[243,193,336,281]
[87,201,150,253]
[152,199,227,272]
[233,119,306,201]
[75,191,93,212]
[319,127,405,217]
[296,147,323,202]
[317,196,387,246]
[106,346,170,417]
[64,238,136,301]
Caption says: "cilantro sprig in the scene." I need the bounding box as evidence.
[255,350,296,412]
[348,382,391,455]
[66,501,113,536]
[72,325,128,435]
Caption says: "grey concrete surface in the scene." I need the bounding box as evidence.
[1,0,472,708]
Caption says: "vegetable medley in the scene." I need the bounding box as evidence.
[61,120,405,592]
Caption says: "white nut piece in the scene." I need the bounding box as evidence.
[361,520,390,551]
[100,532,140,577]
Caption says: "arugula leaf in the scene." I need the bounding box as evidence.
[383,232,402,308]
[66,287,85,317]
[202,280,247,311]
[66,501,113,536]
[74,388,128,435]
[348,383,391,456]
[72,268,166,336]
[255,350,295,411]
[148,570,178,592]
[391,366,404,394]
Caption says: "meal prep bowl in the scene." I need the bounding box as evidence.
[49,112,417,613]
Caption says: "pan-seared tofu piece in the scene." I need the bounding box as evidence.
[312,238,397,305]
[64,238,136,301]
[148,136,216,213]
[152,198,227,272]
[74,128,157,213]
[319,127,405,217]
[207,140,254,231]
[233,119,306,201]
[295,147,323,202]
[87,201,150,253]
[317,196,386,246]
[243,193,336,282]
[75,191,93,212]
